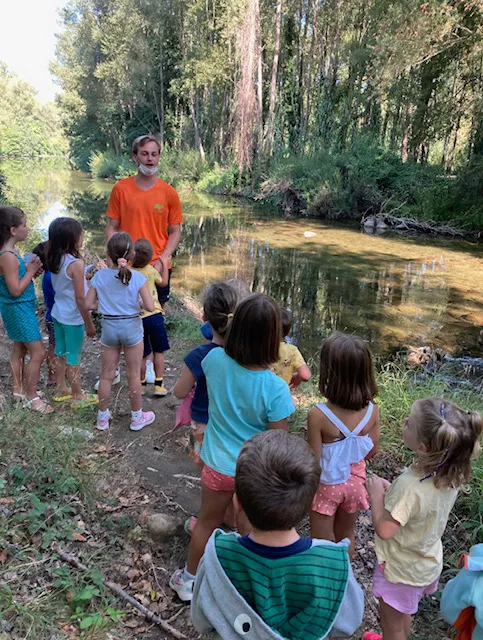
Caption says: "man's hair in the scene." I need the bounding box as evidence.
[280,307,292,338]
[225,293,281,367]
[319,331,377,411]
[235,430,320,531]
[132,135,161,155]
[132,238,153,268]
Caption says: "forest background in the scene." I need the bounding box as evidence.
[1,0,483,230]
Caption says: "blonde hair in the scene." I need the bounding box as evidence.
[412,397,482,489]
[131,135,161,155]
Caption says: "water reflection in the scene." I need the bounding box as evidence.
[1,159,482,359]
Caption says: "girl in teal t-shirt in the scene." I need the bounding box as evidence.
[170,293,295,602]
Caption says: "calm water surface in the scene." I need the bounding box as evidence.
[3,159,483,360]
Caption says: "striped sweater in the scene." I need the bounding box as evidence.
[191,530,364,640]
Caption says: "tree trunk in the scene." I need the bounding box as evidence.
[190,93,206,161]
[263,0,282,156]
[159,31,165,150]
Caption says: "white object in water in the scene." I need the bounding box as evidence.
[303,231,317,238]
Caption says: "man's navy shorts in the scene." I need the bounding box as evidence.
[142,312,170,357]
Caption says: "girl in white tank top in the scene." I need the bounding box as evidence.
[308,332,380,557]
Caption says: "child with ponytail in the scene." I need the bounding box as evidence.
[86,232,155,431]
[364,398,483,640]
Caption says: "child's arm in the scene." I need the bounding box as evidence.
[367,475,401,540]
[289,348,312,389]
[307,407,323,459]
[268,418,288,431]
[365,404,381,460]
[68,260,96,338]
[85,285,98,311]
[174,365,196,399]
[0,252,41,297]
[139,282,154,313]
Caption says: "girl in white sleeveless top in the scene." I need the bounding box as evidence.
[308,332,380,557]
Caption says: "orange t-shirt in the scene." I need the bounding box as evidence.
[106,176,183,265]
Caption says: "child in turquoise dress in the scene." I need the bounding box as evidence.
[0,206,52,412]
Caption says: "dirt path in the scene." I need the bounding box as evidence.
[0,319,451,640]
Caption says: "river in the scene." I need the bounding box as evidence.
[2,158,483,361]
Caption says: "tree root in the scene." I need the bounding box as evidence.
[53,544,188,639]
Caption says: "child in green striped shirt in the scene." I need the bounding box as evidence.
[191,430,364,639]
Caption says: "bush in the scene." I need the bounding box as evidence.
[196,165,238,194]
[89,151,132,180]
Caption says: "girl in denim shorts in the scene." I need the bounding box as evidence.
[86,232,156,432]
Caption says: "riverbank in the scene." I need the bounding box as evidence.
[87,145,483,235]
[1,292,482,638]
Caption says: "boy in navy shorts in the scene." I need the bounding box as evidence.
[132,239,170,396]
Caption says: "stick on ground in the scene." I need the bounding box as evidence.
[53,544,187,639]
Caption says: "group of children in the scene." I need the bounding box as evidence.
[1,205,482,640]
[168,278,482,640]
[0,206,170,430]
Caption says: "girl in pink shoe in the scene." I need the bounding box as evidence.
[308,332,380,557]
[86,232,155,431]
[364,398,482,640]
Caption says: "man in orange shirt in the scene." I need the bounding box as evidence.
[106,135,183,304]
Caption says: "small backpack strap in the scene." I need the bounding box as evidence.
[316,403,353,438]
[351,402,374,436]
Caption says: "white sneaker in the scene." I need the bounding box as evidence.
[169,568,194,602]
[94,369,121,392]
[96,410,111,431]
[145,360,155,384]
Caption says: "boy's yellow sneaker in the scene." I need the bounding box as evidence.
[154,379,168,397]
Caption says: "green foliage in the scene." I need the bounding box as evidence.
[0,63,67,158]
[89,150,134,180]
[195,164,238,194]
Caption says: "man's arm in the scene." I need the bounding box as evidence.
[106,218,120,241]
[159,224,181,261]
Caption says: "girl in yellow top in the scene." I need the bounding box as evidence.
[364,398,482,640]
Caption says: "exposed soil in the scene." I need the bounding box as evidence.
[0,311,456,640]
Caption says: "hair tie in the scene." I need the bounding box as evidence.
[226,313,234,318]
[441,403,446,422]
[117,258,128,268]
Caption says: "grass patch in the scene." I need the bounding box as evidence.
[0,407,128,637]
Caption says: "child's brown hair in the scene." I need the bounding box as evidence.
[225,293,281,367]
[236,430,320,530]
[107,232,134,286]
[319,331,377,411]
[412,397,482,489]
[280,308,292,338]
[47,217,83,274]
[132,238,153,269]
[203,282,239,338]
[0,206,25,248]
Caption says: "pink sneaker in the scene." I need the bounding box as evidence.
[96,410,110,431]
[362,633,383,640]
[130,411,155,432]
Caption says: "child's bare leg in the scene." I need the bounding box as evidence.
[310,511,336,542]
[11,341,27,397]
[379,599,410,640]
[47,345,56,384]
[187,486,233,575]
[67,365,82,400]
[154,351,165,379]
[124,342,144,412]
[334,509,358,558]
[98,346,121,411]
[24,341,45,400]
[55,356,69,395]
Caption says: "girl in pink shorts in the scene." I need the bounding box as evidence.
[308,332,380,557]
[364,398,482,640]
[169,294,295,601]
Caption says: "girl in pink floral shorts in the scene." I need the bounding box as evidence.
[308,332,380,557]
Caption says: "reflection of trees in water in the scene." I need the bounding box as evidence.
[178,213,482,357]
[65,189,110,230]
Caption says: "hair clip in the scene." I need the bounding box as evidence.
[226,313,234,318]
[441,403,445,420]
